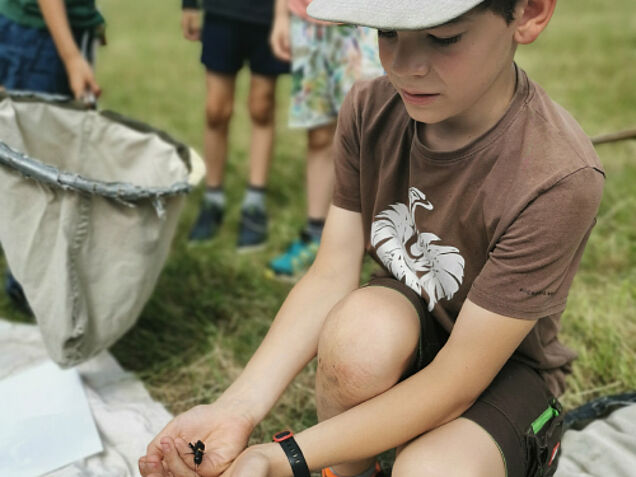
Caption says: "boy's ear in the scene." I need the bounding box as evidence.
[513,0,557,44]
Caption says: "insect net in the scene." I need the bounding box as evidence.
[0,91,197,367]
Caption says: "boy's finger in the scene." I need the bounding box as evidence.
[162,459,176,477]
[89,78,102,98]
[160,437,195,477]
[146,435,167,459]
[139,455,166,476]
[272,41,290,62]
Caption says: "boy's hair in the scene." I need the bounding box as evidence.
[478,0,522,24]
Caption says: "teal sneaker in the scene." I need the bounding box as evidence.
[267,231,320,281]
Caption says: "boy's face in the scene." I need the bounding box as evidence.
[378,9,519,127]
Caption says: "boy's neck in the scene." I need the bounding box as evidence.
[419,63,518,152]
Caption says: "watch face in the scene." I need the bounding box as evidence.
[273,430,293,442]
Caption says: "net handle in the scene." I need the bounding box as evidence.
[0,141,190,204]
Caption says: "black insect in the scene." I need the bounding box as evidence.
[187,440,205,470]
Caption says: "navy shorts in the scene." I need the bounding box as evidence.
[200,13,289,76]
[0,14,94,96]
[367,276,565,477]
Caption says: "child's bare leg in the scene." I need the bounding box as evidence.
[247,73,277,187]
[204,71,236,187]
[392,417,505,477]
[316,286,420,476]
[306,122,337,220]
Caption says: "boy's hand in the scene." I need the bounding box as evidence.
[139,403,254,477]
[218,443,290,477]
[218,446,272,477]
[139,442,274,477]
[64,54,101,102]
[269,14,291,62]
[181,9,201,41]
[138,437,193,477]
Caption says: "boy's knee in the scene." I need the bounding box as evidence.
[317,288,419,402]
[393,452,448,477]
[308,124,336,151]
[392,419,504,477]
[248,95,275,126]
[205,100,233,129]
[393,454,485,477]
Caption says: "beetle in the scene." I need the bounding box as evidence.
[187,440,205,473]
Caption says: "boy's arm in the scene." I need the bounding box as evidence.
[141,205,366,477]
[292,301,535,469]
[218,204,366,423]
[218,300,535,476]
[37,0,100,100]
[181,0,201,41]
[270,0,291,61]
[273,0,290,22]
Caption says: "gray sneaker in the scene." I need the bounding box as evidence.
[188,201,224,242]
[237,207,267,251]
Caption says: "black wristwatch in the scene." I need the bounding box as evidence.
[273,430,311,477]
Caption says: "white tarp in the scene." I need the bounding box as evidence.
[0,319,172,477]
[555,402,636,477]
[0,361,103,476]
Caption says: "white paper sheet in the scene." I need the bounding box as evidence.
[0,360,103,477]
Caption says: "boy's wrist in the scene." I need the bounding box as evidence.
[273,12,290,25]
[60,48,83,66]
[273,431,310,477]
[264,441,297,477]
[214,391,267,431]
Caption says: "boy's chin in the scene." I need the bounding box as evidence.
[403,107,449,125]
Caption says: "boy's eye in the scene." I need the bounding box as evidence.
[429,34,463,46]
[377,29,397,39]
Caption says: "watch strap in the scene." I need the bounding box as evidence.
[273,431,311,477]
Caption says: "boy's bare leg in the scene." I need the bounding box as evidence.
[204,71,236,187]
[247,73,278,187]
[315,286,420,476]
[306,122,337,220]
[391,417,505,477]
[316,286,505,477]
[316,285,506,477]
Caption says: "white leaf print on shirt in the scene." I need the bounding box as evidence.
[371,187,465,311]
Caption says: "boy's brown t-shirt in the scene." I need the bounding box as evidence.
[332,67,604,395]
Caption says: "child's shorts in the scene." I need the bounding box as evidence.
[288,14,384,129]
[366,276,565,477]
[200,13,289,77]
[0,14,96,96]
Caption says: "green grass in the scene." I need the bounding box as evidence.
[1,0,634,454]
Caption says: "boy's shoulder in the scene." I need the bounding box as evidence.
[519,70,604,175]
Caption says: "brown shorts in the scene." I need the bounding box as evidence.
[366,277,564,477]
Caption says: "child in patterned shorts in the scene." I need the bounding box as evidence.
[266,0,384,280]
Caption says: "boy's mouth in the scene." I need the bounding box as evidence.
[400,89,440,106]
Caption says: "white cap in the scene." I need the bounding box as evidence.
[307,0,486,30]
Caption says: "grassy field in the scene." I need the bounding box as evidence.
[1,0,635,457]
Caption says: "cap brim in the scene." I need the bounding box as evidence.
[307,0,485,30]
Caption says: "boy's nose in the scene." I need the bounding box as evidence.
[390,39,432,78]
